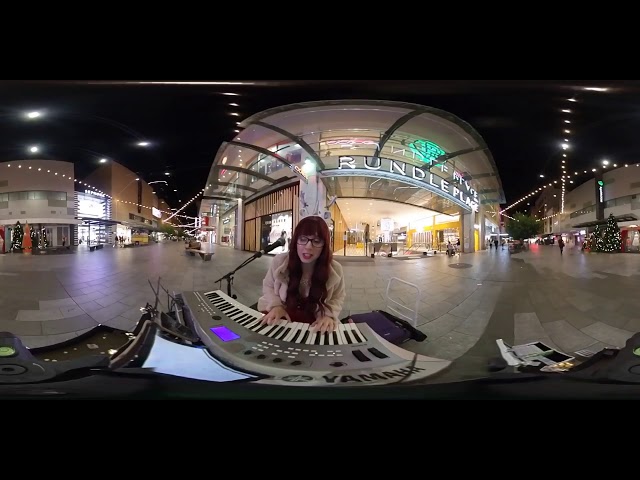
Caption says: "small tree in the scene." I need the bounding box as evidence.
[505,213,542,240]
[160,222,176,237]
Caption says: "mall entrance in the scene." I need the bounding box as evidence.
[332,198,461,257]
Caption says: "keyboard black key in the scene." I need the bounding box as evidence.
[351,327,365,344]
[269,325,286,338]
[343,328,355,344]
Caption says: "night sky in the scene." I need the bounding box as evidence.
[0,80,637,217]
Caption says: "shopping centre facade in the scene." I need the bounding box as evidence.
[0,159,167,252]
[200,100,506,255]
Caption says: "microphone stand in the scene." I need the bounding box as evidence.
[213,251,264,299]
[213,238,285,299]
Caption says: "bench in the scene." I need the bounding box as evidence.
[186,249,213,261]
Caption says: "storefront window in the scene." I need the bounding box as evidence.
[260,211,293,254]
[247,142,305,181]
[626,229,640,253]
[78,225,105,245]
[221,209,236,246]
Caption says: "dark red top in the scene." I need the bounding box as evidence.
[285,296,316,324]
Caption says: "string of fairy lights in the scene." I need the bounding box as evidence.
[559,98,576,213]
[501,87,639,218]
[2,161,204,222]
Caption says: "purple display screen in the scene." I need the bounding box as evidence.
[210,325,240,342]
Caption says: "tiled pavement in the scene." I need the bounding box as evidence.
[1,242,639,382]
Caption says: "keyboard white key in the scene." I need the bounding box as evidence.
[337,324,348,345]
[283,323,302,343]
[306,330,317,345]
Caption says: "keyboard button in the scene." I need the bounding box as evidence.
[352,350,371,362]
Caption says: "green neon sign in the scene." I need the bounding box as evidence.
[407,139,446,166]
[597,180,604,186]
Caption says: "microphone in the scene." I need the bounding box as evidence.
[259,237,286,255]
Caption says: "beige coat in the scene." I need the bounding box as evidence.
[257,253,346,321]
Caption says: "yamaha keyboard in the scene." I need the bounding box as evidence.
[180,289,451,386]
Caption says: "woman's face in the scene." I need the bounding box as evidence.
[296,234,324,264]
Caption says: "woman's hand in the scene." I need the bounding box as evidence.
[311,316,337,334]
[260,306,291,326]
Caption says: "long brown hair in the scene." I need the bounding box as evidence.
[286,215,333,319]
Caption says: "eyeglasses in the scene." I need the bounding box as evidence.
[297,236,324,247]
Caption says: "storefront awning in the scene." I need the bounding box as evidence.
[572,214,638,229]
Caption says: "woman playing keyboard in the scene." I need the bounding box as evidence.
[258,215,346,334]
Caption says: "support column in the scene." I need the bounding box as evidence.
[478,205,486,251]
[235,199,243,250]
[461,209,474,253]
[298,163,328,222]
[215,213,221,245]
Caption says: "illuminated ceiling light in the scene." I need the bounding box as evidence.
[222,92,240,96]
[100,158,107,163]
[568,98,577,102]
[564,129,571,134]
[561,109,571,113]
[602,159,609,165]
[584,87,609,92]
[29,146,39,153]
[26,111,42,119]
[564,120,571,124]
[592,168,597,172]
[137,141,150,147]
[136,81,252,85]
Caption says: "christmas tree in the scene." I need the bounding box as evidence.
[12,221,23,250]
[601,213,622,253]
[40,227,49,248]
